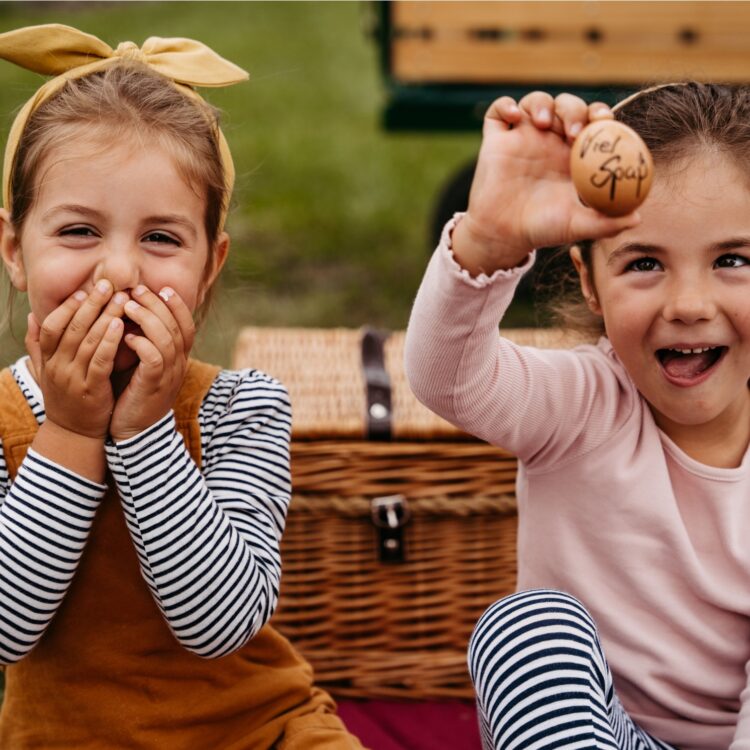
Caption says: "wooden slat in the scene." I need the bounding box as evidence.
[392,1,747,34]
[391,1,750,85]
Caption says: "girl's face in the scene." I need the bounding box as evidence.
[576,150,750,446]
[0,132,228,373]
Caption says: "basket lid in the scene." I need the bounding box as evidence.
[233,326,581,440]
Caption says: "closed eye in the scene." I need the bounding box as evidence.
[625,256,662,273]
[714,253,750,269]
[60,225,98,238]
[143,231,180,246]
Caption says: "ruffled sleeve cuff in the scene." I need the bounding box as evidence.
[439,212,536,289]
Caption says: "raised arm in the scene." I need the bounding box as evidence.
[106,369,291,658]
[0,282,129,664]
[406,92,642,465]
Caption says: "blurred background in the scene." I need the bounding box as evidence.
[0,0,484,370]
[4,0,750,733]
[3,1,736,370]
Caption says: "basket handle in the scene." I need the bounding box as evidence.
[361,327,392,441]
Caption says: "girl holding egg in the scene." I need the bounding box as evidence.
[405,83,750,749]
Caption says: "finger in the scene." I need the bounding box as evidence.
[56,279,115,358]
[87,317,124,380]
[74,290,129,366]
[588,101,615,122]
[123,333,164,384]
[25,313,43,378]
[554,93,590,142]
[156,286,195,354]
[123,299,176,363]
[129,285,185,352]
[518,91,556,129]
[483,96,523,131]
[38,290,88,358]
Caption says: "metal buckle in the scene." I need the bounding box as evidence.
[370,495,410,563]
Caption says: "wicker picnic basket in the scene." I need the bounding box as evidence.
[233,325,580,700]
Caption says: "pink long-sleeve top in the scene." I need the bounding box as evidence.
[404,219,750,750]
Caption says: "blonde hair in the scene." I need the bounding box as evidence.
[12,61,226,240]
[4,60,228,326]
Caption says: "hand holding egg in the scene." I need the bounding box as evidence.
[570,120,654,216]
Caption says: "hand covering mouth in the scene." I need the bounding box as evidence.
[656,346,727,380]
[121,315,142,337]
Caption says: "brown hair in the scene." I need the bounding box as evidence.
[4,61,228,327]
[549,81,750,337]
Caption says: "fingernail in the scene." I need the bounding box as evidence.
[569,122,582,137]
[74,291,87,302]
[97,280,110,294]
[124,300,140,314]
[159,287,174,303]
[537,108,551,124]
[133,285,147,297]
[113,292,128,305]
[109,318,122,330]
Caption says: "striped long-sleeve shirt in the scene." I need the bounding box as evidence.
[0,357,292,664]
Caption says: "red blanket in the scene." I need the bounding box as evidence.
[338,700,482,750]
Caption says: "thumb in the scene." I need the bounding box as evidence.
[571,207,641,243]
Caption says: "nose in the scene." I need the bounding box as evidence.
[661,274,718,324]
[92,240,141,293]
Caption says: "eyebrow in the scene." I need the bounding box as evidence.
[146,214,199,239]
[42,205,198,238]
[606,237,750,266]
[42,204,103,221]
[606,243,659,267]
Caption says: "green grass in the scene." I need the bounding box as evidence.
[0,0,505,371]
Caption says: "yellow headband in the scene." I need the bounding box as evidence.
[0,23,249,228]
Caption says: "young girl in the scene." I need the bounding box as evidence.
[0,24,363,749]
[405,82,750,749]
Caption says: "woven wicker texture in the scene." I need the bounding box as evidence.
[232,326,575,700]
[234,326,583,440]
[278,493,518,699]
[291,441,519,497]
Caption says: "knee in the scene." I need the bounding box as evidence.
[468,589,598,689]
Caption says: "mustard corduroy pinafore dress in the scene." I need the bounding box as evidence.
[0,360,363,750]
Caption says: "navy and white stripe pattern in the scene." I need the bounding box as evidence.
[0,450,104,664]
[0,363,291,664]
[468,590,675,750]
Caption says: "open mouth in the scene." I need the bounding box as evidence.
[656,345,727,384]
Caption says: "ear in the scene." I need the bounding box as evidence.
[569,244,601,316]
[198,231,229,306]
[0,208,26,291]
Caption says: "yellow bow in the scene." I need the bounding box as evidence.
[0,23,249,227]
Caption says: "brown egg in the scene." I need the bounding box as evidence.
[570,120,654,216]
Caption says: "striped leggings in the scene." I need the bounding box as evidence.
[468,590,676,750]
